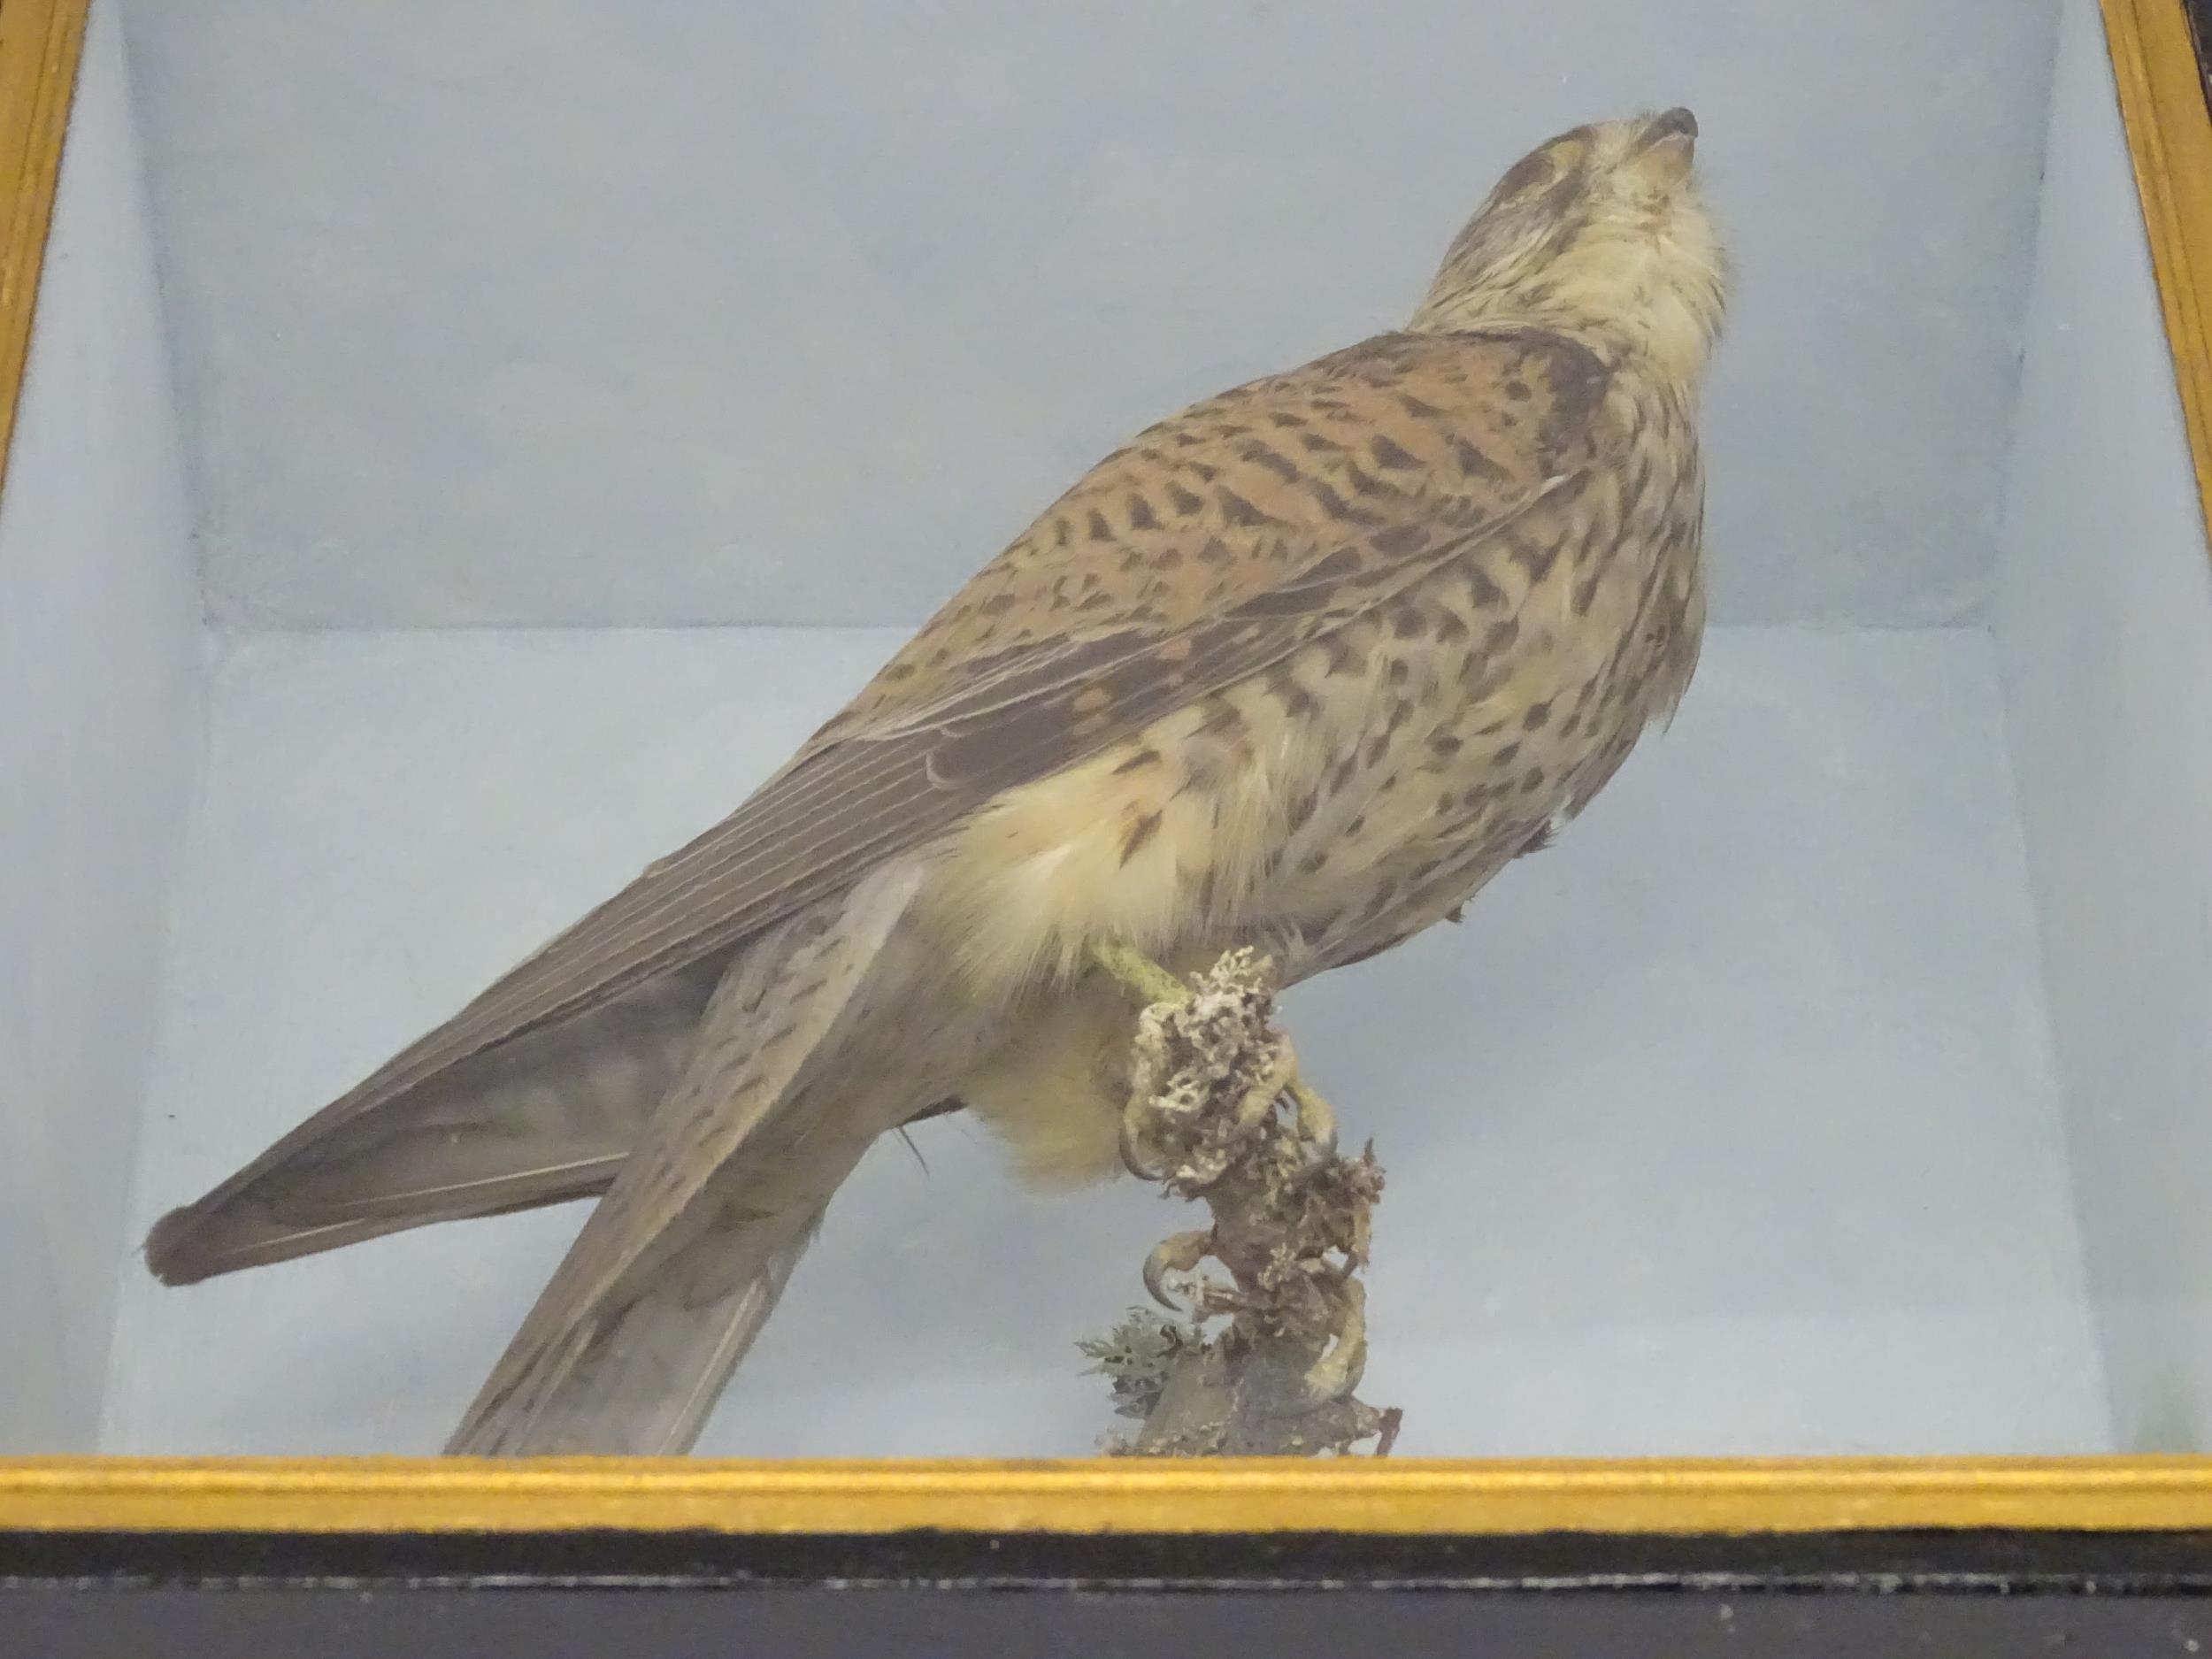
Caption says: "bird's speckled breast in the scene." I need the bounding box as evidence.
[1274,369,1708,973]
[941,367,1704,1185]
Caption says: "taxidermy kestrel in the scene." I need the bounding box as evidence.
[146,108,1728,1455]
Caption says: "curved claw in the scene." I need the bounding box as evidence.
[1120,1102,1168,1180]
[1142,1228,1216,1311]
[1302,1279,1369,1404]
[1290,1078,1338,1176]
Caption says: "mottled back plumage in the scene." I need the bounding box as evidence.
[146,109,1728,1455]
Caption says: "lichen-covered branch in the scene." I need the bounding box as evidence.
[1080,945,1402,1457]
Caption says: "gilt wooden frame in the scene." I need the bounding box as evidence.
[2111,0,2212,535]
[4,0,2212,1562]
[0,0,86,500]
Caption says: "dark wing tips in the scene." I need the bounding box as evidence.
[142,1194,314,1286]
[142,1198,296,1287]
[142,1204,211,1286]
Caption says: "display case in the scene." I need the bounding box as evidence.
[5,0,2212,1644]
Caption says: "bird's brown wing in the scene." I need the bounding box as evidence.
[167,326,1618,1217]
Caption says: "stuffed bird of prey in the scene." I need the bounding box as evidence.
[146,109,1728,1455]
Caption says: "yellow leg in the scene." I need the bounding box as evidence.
[1088,939,1192,1009]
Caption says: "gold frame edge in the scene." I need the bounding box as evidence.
[3,1457,2212,1535]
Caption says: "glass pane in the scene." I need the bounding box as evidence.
[8,0,2208,1462]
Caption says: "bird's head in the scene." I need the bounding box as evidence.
[1410,109,1727,388]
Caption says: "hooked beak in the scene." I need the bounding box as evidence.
[1633,106,1698,185]
[1640,106,1698,150]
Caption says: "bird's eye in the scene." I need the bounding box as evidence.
[1494,153,1555,198]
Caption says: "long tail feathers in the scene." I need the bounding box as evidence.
[444,1187,840,1456]
[143,963,723,1286]
[446,864,926,1456]
[597,1212,823,1457]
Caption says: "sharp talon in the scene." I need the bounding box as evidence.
[1142,1229,1215,1311]
[1120,1103,1166,1180]
[1141,1243,1178,1310]
[1290,1078,1338,1174]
